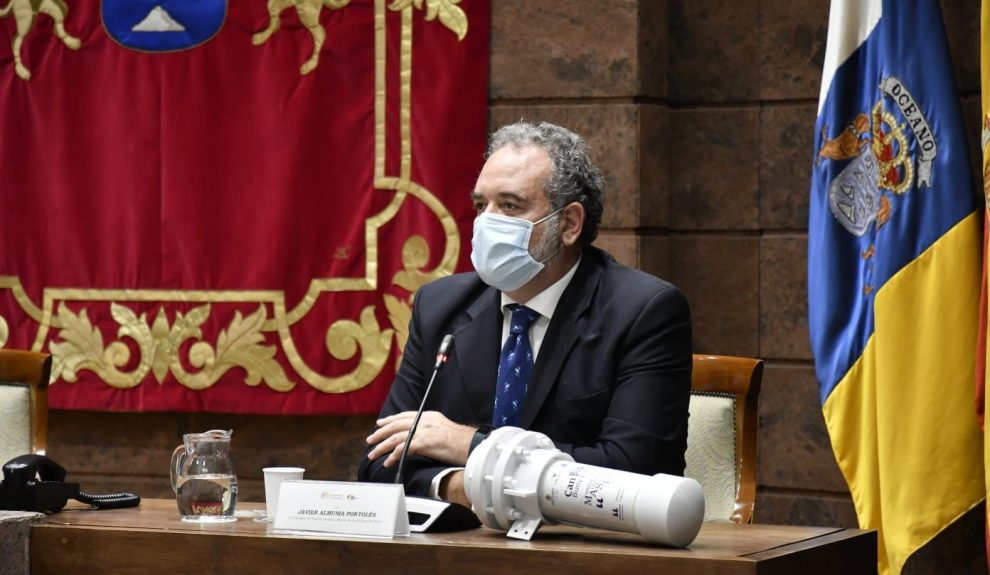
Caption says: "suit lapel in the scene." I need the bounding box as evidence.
[519,253,603,428]
[452,287,501,423]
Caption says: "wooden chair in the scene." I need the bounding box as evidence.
[684,354,763,524]
[0,350,52,466]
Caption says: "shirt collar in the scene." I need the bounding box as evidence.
[500,256,582,320]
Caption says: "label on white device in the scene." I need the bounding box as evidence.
[542,462,636,529]
[274,480,409,538]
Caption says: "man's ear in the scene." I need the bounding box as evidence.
[561,202,584,247]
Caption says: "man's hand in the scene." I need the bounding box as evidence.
[439,470,470,507]
[366,411,475,468]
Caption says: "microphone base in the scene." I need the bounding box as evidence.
[405,496,481,533]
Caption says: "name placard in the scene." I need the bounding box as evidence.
[273,480,409,538]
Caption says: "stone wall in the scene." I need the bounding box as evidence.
[42,1,986,572]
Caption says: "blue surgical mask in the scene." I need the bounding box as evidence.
[471,208,563,292]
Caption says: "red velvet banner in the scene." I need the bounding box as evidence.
[0,0,489,414]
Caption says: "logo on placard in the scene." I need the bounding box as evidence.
[102,0,226,52]
[319,490,356,501]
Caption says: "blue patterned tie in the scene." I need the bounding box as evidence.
[493,304,540,428]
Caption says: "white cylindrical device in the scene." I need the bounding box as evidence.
[464,427,704,547]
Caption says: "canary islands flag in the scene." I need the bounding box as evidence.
[810,1,984,573]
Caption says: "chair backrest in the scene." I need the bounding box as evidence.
[684,354,763,524]
[0,350,52,467]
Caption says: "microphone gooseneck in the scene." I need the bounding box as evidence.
[394,334,454,485]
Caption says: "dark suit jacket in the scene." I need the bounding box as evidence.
[358,245,692,496]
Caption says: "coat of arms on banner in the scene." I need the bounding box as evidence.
[102,0,226,51]
[818,76,938,239]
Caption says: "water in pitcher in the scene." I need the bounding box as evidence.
[171,429,239,522]
[175,474,238,521]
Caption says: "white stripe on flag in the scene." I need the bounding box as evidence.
[818,0,883,115]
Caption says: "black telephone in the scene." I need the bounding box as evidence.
[0,454,141,513]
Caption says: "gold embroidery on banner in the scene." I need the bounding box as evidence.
[400,6,413,180]
[388,0,468,40]
[278,304,393,393]
[382,294,411,369]
[0,0,81,81]
[382,178,460,279]
[181,305,292,391]
[49,303,150,388]
[49,302,293,391]
[252,0,351,75]
[254,0,469,77]
[0,314,8,347]
[384,234,452,370]
[375,1,386,180]
[150,306,185,382]
[1,0,467,396]
[279,186,407,329]
[0,276,42,322]
[393,236,432,291]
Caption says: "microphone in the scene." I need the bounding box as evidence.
[394,334,454,486]
[389,334,478,533]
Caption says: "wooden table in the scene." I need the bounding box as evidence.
[30,499,875,575]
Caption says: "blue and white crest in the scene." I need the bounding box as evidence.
[828,147,880,237]
[102,0,226,52]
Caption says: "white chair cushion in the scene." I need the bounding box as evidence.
[0,383,31,467]
[685,393,737,522]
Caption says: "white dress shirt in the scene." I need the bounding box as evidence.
[498,256,581,360]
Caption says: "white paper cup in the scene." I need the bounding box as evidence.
[263,466,305,520]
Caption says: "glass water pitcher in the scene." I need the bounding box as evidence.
[170,429,238,523]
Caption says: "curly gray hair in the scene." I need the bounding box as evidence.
[487,121,605,245]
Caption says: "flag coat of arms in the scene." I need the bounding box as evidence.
[810,1,984,573]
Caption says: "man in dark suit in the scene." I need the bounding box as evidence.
[359,121,692,507]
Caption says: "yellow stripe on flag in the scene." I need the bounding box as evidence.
[825,211,985,575]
